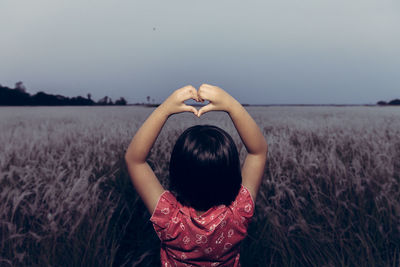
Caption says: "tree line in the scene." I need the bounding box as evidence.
[377,99,400,106]
[0,81,127,106]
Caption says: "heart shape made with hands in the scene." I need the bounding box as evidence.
[183,98,210,117]
[184,90,214,117]
[184,98,210,107]
[176,84,222,117]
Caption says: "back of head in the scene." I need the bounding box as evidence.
[169,125,242,211]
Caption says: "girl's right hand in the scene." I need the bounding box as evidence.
[197,83,237,117]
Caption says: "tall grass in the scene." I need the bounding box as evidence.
[0,106,399,267]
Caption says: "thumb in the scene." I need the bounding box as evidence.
[182,104,198,116]
[197,104,214,117]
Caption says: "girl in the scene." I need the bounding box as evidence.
[125,84,268,266]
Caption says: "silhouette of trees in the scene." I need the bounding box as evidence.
[15,81,26,93]
[115,97,127,105]
[0,84,31,105]
[97,96,114,105]
[0,82,128,106]
[97,96,108,105]
[70,96,95,105]
[377,99,400,106]
[388,99,400,105]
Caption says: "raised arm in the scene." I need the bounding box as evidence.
[124,85,199,214]
[197,84,268,201]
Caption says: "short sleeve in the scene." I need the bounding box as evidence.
[150,191,179,240]
[234,185,255,224]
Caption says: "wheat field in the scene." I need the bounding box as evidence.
[0,106,399,267]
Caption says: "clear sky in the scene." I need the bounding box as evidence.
[0,0,399,104]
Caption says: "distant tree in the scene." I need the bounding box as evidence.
[115,97,127,105]
[32,91,58,105]
[97,96,109,105]
[388,99,400,105]
[0,84,31,105]
[377,101,387,105]
[147,96,150,103]
[15,81,26,93]
[69,96,94,105]
[1,82,127,106]
[55,95,68,105]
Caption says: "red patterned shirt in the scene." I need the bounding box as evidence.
[150,185,255,267]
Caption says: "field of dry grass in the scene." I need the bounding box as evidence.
[0,106,399,266]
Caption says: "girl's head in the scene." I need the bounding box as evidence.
[169,125,242,211]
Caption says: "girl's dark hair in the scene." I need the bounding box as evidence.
[169,125,242,211]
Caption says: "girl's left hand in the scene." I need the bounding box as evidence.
[160,85,200,116]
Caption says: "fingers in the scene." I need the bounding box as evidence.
[174,84,222,117]
[190,89,200,102]
[197,104,214,117]
[197,87,208,102]
[182,104,198,116]
[181,83,216,102]
[199,83,214,89]
[198,83,217,102]
[183,84,196,91]
[181,85,200,102]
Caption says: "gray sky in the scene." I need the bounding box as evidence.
[1,0,399,104]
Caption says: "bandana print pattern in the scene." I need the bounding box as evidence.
[150,185,254,267]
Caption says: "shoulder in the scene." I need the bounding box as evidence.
[150,191,180,229]
[232,185,255,219]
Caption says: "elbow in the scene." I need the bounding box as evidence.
[124,150,144,165]
[250,141,268,160]
[260,140,268,160]
[264,140,268,154]
[124,152,131,164]
[124,151,136,165]
[263,142,269,159]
